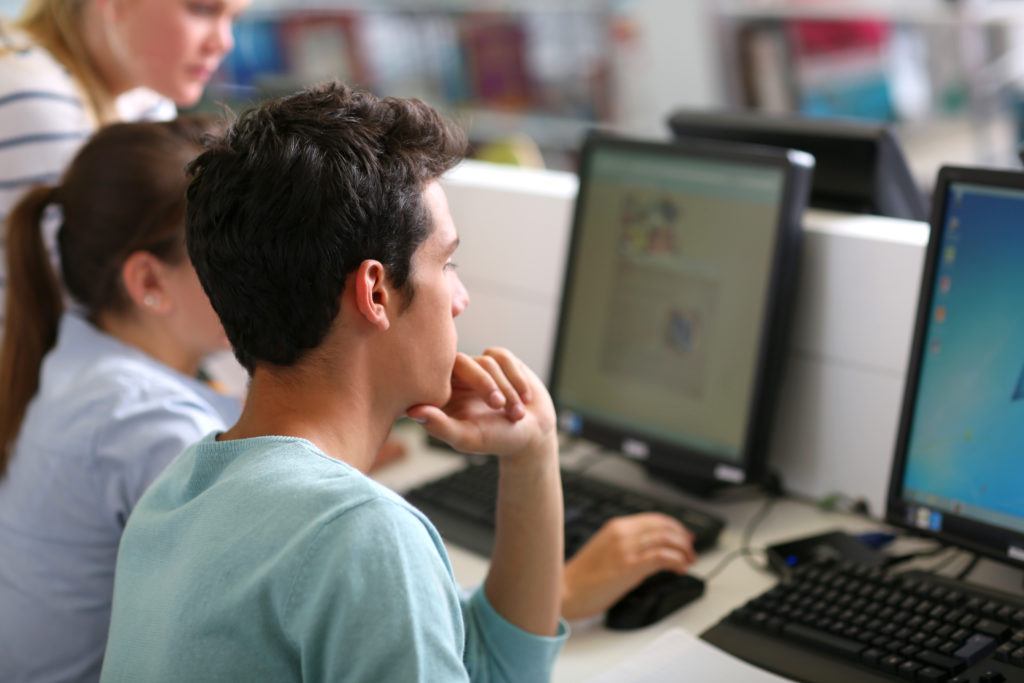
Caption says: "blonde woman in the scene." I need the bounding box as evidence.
[0,0,248,328]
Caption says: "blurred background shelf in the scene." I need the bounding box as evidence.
[713,0,1024,184]
[3,0,1022,180]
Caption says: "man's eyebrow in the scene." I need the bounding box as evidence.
[444,236,460,253]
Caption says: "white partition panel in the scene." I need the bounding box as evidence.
[441,160,930,515]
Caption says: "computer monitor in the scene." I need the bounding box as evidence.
[667,109,927,221]
[886,165,1024,569]
[548,132,813,495]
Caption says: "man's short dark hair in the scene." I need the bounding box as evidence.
[186,82,467,373]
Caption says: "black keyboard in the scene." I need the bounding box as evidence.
[702,559,1024,682]
[404,458,725,559]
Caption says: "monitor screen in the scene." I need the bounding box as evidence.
[887,166,1024,568]
[549,133,812,494]
[667,109,927,221]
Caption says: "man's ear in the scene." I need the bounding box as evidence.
[121,251,171,315]
[353,260,392,331]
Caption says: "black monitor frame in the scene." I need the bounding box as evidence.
[885,165,1024,570]
[667,109,927,221]
[548,131,813,496]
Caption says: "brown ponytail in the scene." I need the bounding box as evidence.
[0,114,219,479]
[0,185,64,477]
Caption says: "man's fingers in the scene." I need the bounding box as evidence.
[453,351,526,419]
[451,353,505,409]
[477,354,525,420]
[483,347,532,402]
[407,405,471,448]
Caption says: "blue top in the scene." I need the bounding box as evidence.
[0,312,240,683]
[102,434,568,683]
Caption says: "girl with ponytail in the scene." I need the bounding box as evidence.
[0,115,238,683]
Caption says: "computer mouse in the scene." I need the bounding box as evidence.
[604,571,705,630]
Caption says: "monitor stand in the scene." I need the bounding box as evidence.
[642,463,735,498]
[643,463,781,499]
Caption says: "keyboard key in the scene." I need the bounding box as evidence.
[782,622,865,659]
[993,641,1014,661]
[898,659,923,680]
[974,619,1011,640]
[916,665,947,682]
[881,654,906,673]
[862,647,886,666]
[953,633,996,666]
[979,672,1006,683]
[916,650,965,674]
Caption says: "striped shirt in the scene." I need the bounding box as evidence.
[0,25,175,331]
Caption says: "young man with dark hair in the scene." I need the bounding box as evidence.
[100,82,567,682]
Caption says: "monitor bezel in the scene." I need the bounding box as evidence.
[667,109,927,221]
[885,164,1024,569]
[548,131,812,493]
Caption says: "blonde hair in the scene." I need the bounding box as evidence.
[12,0,117,124]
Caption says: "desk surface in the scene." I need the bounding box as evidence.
[372,424,884,682]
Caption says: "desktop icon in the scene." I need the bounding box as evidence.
[944,246,956,264]
[949,217,960,231]
[939,275,951,293]
[930,339,941,355]
[934,307,946,324]
[916,506,932,529]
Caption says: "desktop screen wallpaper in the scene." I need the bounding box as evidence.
[553,146,782,461]
[903,182,1024,532]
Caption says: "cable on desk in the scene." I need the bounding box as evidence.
[953,554,980,580]
[699,492,779,583]
[701,546,768,583]
[740,494,777,574]
[924,546,975,577]
[883,542,950,570]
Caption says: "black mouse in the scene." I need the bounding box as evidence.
[604,571,705,630]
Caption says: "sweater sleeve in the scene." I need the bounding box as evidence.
[461,585,569,683]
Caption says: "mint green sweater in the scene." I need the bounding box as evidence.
[101,434,566,682]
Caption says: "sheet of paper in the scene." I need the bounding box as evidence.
[586,627,795,683]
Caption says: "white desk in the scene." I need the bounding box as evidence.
[373,423,885,682]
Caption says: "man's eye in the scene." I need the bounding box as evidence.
[187,2,219,16]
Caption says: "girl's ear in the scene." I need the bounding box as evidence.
[352,259,391,331]
[121,251,171,315]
